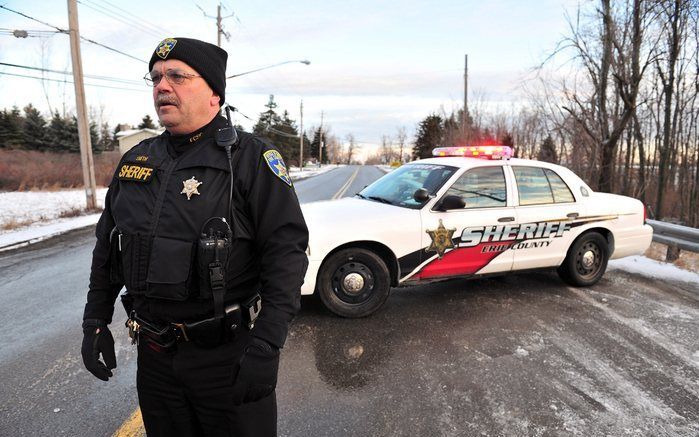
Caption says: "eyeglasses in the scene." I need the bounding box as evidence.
[143,69,202,87]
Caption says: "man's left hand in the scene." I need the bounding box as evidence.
[232,337,279,404]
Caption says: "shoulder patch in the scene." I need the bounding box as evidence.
[263,150,292,186]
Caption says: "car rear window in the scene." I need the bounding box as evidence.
[513,166,575,205]
[544,169,575,203]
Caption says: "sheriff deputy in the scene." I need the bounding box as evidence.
[81,37,308,437]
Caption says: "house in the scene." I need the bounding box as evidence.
[116,128,163,154]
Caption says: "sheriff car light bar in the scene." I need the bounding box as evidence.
[432,145,513,160]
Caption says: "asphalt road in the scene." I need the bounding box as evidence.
[1,164,698,436]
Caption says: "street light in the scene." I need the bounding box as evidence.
[226,59,310,79]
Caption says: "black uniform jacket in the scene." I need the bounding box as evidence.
[84,116,309,348]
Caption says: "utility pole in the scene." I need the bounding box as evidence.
[196,2,234,47]
[216,4,222,47]
[463,54,469,142]
[67,0,97,210]
[299,99,304,171]
[319,111,324,166]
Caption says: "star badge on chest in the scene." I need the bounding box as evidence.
[181,176,202,200]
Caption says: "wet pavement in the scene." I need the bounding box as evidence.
[1,165,698,436]
[278,271,699,436]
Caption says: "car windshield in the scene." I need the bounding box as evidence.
[357,163,457,209]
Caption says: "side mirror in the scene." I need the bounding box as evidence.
[413,188,431,203]
[436,195,465,211]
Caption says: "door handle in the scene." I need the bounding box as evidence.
[498,216,515,223]
[567,212,579,219]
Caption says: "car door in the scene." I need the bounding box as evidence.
[410,164,517,281]
[509,165,581,270]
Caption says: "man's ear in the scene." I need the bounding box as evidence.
[210,93,221,107]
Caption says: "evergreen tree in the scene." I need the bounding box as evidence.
[46,111,79,152]
[310,127,328,163]
[253,95,282,135]
[537,135,558,163]
[412,114,443,159]
[0,106,24,149]
[90,120,100,153]
[500,132,515,156]
[23,104,49,151]
[138,114,156,129]
[252,96,304,166]
[99,122,116,151]
[500,132,514,148]
[273,110,300,166]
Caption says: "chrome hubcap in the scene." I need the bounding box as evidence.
[343,273,365,294]
[582,250,595,268]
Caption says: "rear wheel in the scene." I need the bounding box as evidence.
[558,232,609,286]
[317,248,391,318]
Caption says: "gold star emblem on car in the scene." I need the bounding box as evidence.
[425,219,456,259]
[181,176,202,200]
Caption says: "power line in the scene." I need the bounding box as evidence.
[0,4,147,64]
[92,0,172,35]
[0,61,144,85]
[77,0,162,38]
[0,71,146,92]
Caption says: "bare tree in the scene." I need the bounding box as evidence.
[654,0,691,216]
[396,126,407,163]
[346,134,356,165]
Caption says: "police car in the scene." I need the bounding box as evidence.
[300,146,653,317]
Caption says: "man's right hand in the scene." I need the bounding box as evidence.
[81,319,117,381]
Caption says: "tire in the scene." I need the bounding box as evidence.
[317,248,391,318]
[557,232,609,287]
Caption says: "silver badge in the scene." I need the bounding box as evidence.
[181,176,202,200]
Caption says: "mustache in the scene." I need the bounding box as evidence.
[156,94,179,107]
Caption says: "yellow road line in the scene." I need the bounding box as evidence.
[332,168,359,200]
[112,408,144,437]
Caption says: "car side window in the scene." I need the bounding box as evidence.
[544,169,575,203]
[444,167,507,209]
[513,166,554,205]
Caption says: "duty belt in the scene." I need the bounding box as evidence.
[125,293,262,349]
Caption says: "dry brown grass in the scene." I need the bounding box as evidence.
[0,149,121,191]
[1,217,35,231]
[644,241,699,274]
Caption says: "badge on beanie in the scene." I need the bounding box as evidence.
[156,38,177,59]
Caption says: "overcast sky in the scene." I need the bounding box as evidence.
[0,0,578,155]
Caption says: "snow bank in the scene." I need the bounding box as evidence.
[608,255,699,285]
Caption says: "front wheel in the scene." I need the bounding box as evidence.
[317,248,391,318]
[558,232,609,286]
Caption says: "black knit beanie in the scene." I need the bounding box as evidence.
[148,37,228,105]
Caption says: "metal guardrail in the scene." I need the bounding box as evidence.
[647,219,699,253]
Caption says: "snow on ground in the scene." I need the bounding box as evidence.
[608,255,699,285]
[0,188,108,226]
[0,164,340,251]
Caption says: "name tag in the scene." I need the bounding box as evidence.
[118,164,155,182]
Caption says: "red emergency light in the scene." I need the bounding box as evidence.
[432,145,513,160]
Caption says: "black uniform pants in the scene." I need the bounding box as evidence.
[136,330,277,437]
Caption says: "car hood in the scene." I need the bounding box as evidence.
[301,197,413,228]
[300,197,421,259]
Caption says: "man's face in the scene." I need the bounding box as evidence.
[150,59,220,135]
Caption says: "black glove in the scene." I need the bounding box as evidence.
[81,319,117,381]
[232,337,280,405]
